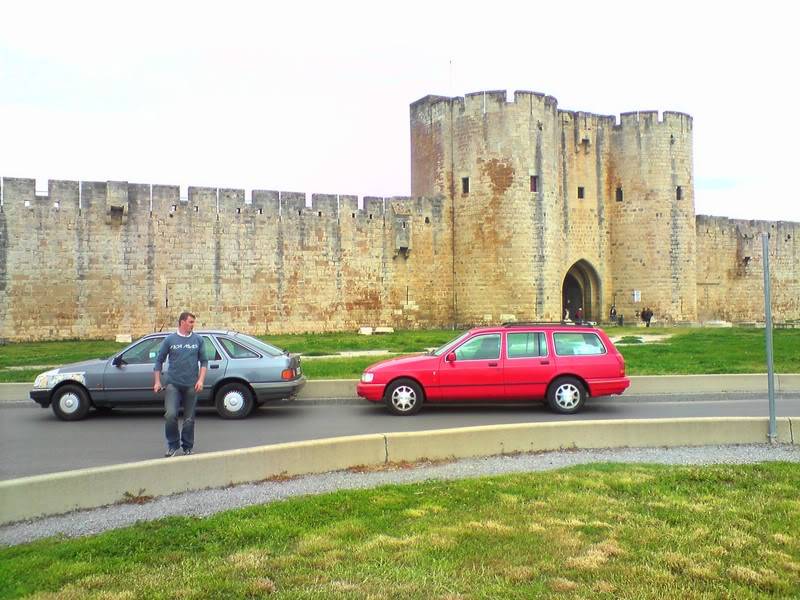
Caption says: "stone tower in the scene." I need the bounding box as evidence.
[410,89,697,325]
[607,111,697,322]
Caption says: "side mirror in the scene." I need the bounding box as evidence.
[112,355,124,367]
[445,352,456,363]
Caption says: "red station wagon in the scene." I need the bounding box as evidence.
[357,323,630,415]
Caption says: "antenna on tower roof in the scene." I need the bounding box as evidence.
[449,59,454,96]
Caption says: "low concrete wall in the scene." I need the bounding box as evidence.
[3,374,800,404]
[384,417,795,463]
[627,374,800,394]
[1,417,795,525]
[0,434,387,526]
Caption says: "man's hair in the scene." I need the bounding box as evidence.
[178,311,196,325]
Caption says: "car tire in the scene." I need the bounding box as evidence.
[547,377,586,414]
[51,384,92,421]
[385,378,424,416]
[215,382,254,419]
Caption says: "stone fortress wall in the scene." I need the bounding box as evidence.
[696,216,800,323]
[0,178,453,340]
[1,88,799,340]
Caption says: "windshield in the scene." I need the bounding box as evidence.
[236,334,284,357]
[431,331,471,356]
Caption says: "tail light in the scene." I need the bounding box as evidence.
[615,352,626,377]
[281,369,295,380]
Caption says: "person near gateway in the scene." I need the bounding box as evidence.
[153,311,208,457]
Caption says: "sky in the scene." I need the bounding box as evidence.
[1,1,797,222]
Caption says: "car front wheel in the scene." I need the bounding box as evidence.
[51,384,92,421]
[215,382,254,419]
[385,379,424,416]
[547,377,586,414]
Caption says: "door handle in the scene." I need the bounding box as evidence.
[488,362,498,367]
[210,364,220,369]
[539,360,550,365]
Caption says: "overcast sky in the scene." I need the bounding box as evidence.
[1,1,797,222]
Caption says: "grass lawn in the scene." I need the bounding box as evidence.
[1,327,798,382]
[1,462,798,598]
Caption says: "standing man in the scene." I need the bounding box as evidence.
[154,311,208,457]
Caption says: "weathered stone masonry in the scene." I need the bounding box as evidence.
[0,180,452,340]
[1,88,798,340]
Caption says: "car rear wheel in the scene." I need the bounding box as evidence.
[215,382,254,419]
[385,379,424,416]
[547,377,586,414]
[51,384,91,421]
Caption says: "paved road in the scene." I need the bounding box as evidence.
[2,394,799,480]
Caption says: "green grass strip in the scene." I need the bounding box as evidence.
[1,328,799,382]
[1,462,798,598]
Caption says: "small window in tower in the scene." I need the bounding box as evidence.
[530,175,538,192]
[616,187,623,202]
[676,186,683,200]
[462,177,470,194]
[577,186,585,199]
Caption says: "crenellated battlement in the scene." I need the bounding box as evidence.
[0,177,445,223]
[616,110,693,130]
[696,214,800,236]
[410,90,691,133]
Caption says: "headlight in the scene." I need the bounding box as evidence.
[33,369,58,389]
[361,372,374,383]
[33,370,86,389]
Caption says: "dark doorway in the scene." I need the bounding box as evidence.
[561,260,600,321]
[562,274,583,321]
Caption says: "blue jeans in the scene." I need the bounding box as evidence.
[164,384,197,451]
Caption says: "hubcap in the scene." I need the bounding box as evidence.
[555,383,580,409]
[223,391,245,413]
[59,392,81,414]
[391,385,417,412]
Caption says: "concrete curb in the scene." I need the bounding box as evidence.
[2,374,800,404]
[0,416,794,525]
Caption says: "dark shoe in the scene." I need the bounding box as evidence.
[165,447,178,458]
[183,448,193,456]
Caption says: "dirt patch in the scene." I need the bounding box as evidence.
[610,334,673,344]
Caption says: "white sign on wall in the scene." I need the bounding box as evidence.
[633,290,641,303]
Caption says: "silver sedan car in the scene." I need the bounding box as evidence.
[30,330,305,420]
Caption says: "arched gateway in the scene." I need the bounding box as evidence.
[562,260,601,321]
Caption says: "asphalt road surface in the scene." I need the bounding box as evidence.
[2,393,799,480]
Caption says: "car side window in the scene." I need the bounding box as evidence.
[455,334,501,361]
[219,338,259,359]
[507,332,547,358]
[202,336,222,361]
[553,332,606,356]
[120,337,164,365]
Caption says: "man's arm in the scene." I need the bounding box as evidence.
[153,337,170,393]
[194,336,209,393]
[194,366,207,393]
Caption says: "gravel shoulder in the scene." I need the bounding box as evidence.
[3,443,799,547]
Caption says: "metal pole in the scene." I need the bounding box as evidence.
[762,233,776,442]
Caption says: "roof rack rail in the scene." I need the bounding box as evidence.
[501,320,596,327]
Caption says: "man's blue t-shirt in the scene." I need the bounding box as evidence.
[153,332,208,387]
